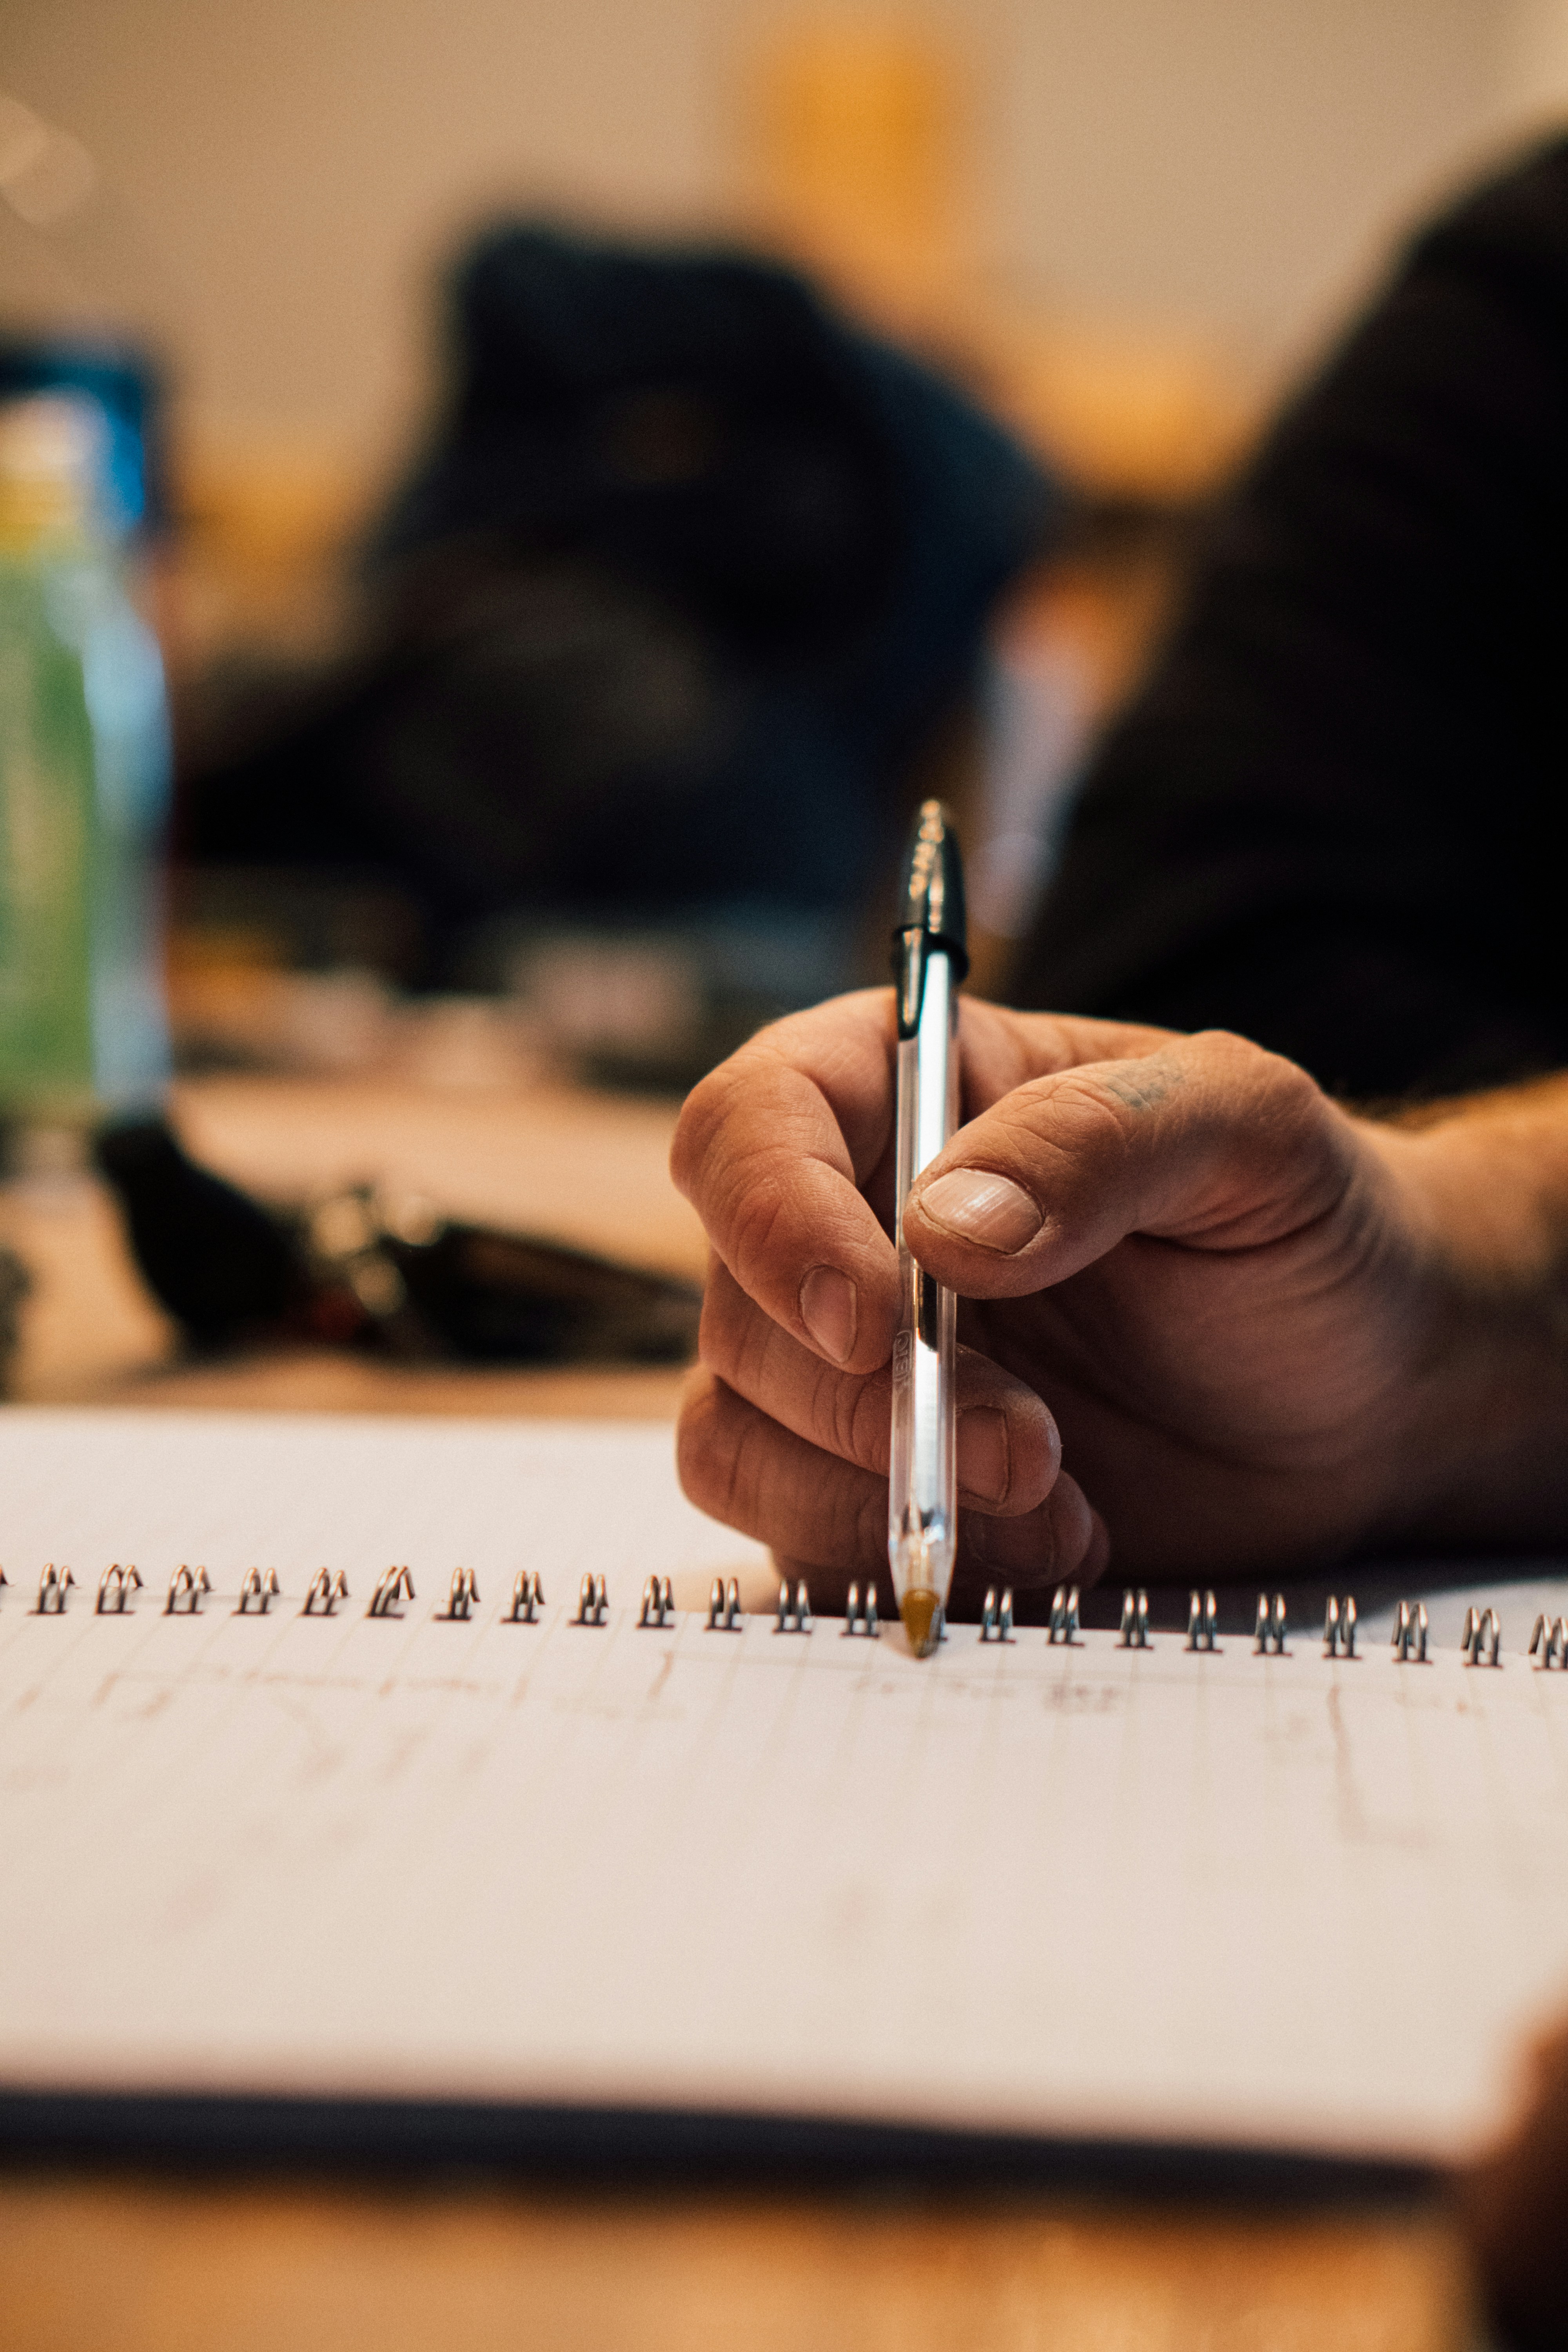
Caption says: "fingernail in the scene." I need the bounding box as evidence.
[918,1169,1042,1254]
[799,1264,857,1363]
[958,1406,1009,1504]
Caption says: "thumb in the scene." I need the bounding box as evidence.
[904,1030,1354,1298]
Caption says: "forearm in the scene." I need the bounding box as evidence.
[1370,1074,1568,1549]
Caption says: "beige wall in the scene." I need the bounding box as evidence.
[0,0,1558,461]
[1502,0,1568,116]
[993,0,1517,376]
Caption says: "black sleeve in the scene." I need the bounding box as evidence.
[1007,136,1568,1102]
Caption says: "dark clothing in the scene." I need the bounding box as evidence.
[1011,137,1568,1103]
[185,226,1055,953]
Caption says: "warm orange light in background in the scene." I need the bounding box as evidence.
[742,23,970,307]
[735,18,1250,506]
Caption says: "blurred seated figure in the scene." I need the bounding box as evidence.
[181,224,1056,998]
[1011,134,1568,1104]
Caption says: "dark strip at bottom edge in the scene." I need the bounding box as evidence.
[0,2092,1436,2203]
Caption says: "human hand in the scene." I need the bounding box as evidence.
[671,990,1463,1615]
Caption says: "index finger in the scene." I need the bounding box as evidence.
[670,990,903,1373]
[672,992,1184,1374]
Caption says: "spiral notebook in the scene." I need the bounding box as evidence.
[3,1406,1568,2183]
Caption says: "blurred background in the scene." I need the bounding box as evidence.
[2,0,1568,1393]
[7,1,1568,1037]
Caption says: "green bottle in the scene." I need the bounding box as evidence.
[0,393,171,1123]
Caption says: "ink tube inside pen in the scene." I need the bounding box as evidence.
[889,942,958,1655]
[887,800,967,1658]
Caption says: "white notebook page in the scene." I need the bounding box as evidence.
[2,1408,1567,2167]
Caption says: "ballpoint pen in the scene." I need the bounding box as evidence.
[888,799,967,1657]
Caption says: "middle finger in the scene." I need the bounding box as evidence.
[699,1254,1062,1515]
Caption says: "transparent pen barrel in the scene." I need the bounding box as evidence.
[889,953,958,1597]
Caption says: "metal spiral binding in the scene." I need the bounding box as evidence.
[368,1565,416,1619]
[707,1575,742,1631]
[1186,1590,1220,1651]
[1530,1615,1568,1670]
[639,1575,674,1628]
[1391,1600,1428,1662]
[1461,1605,1503,1668]
[1046,1584,1081,1645]
[1323,1595,1357,1657]
[575,1572,608,1626]
[165,1565,211,1616]
[302,1567,349,1616]
[1254,1593,1288,1655]
[96,1564,142,1615]
[1118,1588,1151,1648]
[507,1570,544,1622]
[33,1564,74,1615]
[775,1579,812,1634]
[843,1583,880,1637]
[979,1586,1014,1642]
[237,1568,281,1615]
[437,1567,480,1621]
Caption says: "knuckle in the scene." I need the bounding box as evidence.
[669,1062,735,1201]
[1192,1027,1312,1105]
[670,1037,787,1212]
[1033,1495,1061,1577]
[677,1372,799,1544]
[846,1368,890,1472]
[1189,1029,1332,1155]
[722,1163,794,1293]
[700,1257,885,1479]
[851,1476,887,1571]
[810,1350,873,1471]
[702,1274,791,1408]
[1000,1071,1138,1192]
[675,1375,739,1519]
[719,1407,768,1530]
[1049,1070,1145,1140]
[696,1267,744,1379]
[680,1119,799,1293]
[1259,1048,1326,1130]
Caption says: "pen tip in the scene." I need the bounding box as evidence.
[900,1589,942,1658]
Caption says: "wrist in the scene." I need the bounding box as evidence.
[1361,1087,1568,1550]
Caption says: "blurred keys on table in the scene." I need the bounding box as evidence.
[0,1063,702,1417]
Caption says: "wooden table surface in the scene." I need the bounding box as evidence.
[0,1072,1482,2352]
